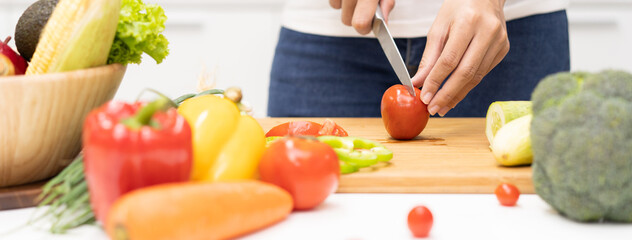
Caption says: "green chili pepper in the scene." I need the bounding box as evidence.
[317,136,393,172]
[265,136,394,174]
[339,160,359,174]
[333,148,378,167]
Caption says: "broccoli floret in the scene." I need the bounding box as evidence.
[531,70,632,222]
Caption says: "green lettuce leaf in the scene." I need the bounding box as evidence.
[107,0,169,65]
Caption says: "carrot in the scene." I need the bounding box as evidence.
[105,180,293,240]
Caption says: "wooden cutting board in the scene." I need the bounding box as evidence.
[0,118,532,210]
[0,180,44,210]
[258,118,534,194]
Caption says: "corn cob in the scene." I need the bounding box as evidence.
[26,0,121,75]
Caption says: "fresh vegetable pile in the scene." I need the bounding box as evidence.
[1,0,169,77]
[33,88,395,237]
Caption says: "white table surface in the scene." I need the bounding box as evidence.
[1,193,631,240]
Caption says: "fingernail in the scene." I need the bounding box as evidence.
[422,93,433,105]
[438,107,451,117]
[428,105,440,116]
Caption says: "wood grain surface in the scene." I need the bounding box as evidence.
[0,180,44,210]
[0,64,126,187]
[257,118,534,194]
[0,117,533,210]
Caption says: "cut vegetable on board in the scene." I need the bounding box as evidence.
[490,114,533,166]
[317,136,393,174]
[265,135,394,174]
[265,119,348,137]
[485,101,532,145]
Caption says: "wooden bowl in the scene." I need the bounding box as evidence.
[0,64,126,187]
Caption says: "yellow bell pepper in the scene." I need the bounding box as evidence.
[177,94,265,181]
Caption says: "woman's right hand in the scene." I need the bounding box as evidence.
[329,0,396,35]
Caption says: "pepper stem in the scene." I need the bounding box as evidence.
[121,97,170,130]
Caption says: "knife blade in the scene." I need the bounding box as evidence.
[373,7,416,97]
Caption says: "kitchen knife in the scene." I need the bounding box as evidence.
[373,7,416,97]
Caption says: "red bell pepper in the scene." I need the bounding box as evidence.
[83,98,193,223]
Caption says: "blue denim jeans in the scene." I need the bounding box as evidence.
[268,10,570,117]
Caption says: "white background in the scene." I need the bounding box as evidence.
[2,194,632,240]
[1,0,632,117]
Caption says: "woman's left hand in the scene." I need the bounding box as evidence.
[411,0,510,117]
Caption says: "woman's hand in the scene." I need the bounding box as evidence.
[329,0,396,35]
[411,0,509,117]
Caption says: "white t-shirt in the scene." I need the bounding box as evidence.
[282,0,570,38]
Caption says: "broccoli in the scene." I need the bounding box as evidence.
[530,70,632,222]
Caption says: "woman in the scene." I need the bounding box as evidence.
[268,0,570,117]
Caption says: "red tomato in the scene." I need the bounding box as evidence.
[381,85,429,140]
[495,183,520,206]
[408,205,433,238]
[259,137,340,210]
[265,120,348,137]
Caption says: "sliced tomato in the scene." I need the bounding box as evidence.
[265,121,322,137]
[318,119,348,137]
[266,120,348,137]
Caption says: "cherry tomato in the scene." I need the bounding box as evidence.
[381,85,429,140]
[408,205,433,238]
[259,137,340,210]
[265,120,348,137]
[495,183,520,206]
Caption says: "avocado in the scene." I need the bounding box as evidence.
[14,0,58,62]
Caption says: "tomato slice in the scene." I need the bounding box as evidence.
[318,119,348,137]
[265,121,322,137]
[266,120,348,137]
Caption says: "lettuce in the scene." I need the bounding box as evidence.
[107,0,169,65]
